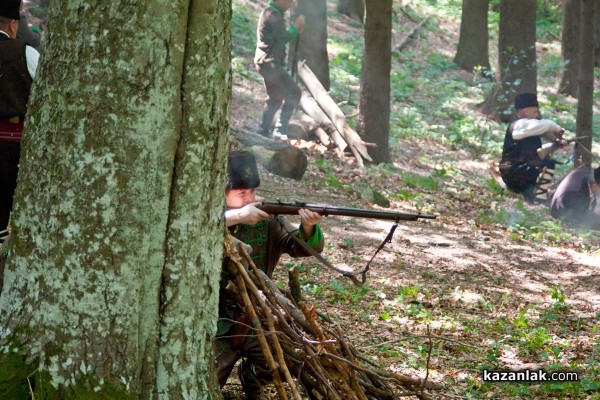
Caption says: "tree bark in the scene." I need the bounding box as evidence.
[574,0,595,168]
[595,0,600,66]
[558,0,581,97]
[0,0,229,398]
[477,0,537,122]
[294,0,330,90]
[357,0,392,163]
[454,0,490,73]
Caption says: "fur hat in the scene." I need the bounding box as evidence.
[0,0,21,20]
[227,151,260,190]
[594,166,600,184]
[514,93,539,110]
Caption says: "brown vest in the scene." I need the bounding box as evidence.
[0,35,33,119]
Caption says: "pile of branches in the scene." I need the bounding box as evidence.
[224,233,440,399]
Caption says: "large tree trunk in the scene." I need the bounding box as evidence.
[294,0,330,90]
[558,0,581,97]
[478,0,537,122]
[574,0,596,168]
[0,1,229,398]
[454,0,490,73]
[357,0,392,163]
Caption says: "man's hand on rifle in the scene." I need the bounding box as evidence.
[294,15,306,33]
[225,202,270,227]
[298,208,322,239]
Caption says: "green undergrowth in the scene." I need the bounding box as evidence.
[0,342,133,400]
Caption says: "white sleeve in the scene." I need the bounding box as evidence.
[25,45,40,78]
[511,119,561,141]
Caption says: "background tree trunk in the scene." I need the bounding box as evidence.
[337,0,364,23]
[477,0,537,122]
[357,0,392,163]
[558,0,581,97]
[595,0,600,66]
[574,0,595,168]
[0,0,229,398]
[454,0,490,73]
[294,0,330,90]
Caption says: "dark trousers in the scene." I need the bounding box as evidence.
[256,62,301,135]
[214,334,272,392]
[500,159,556,195]
[0,141,20,230]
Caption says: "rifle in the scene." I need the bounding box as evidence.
[537,136,588,159]
[257,200,436,286]
[258,200,437,222]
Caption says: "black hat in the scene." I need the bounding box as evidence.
[514,93,539,110]
[594,166,600,184]
[0,0,21,20]
[227,151,260,190]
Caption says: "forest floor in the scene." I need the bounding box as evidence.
[226,1,600,399]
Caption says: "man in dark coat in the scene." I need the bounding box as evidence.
[0,0,40,229]
[549,167,600,229]
[254,0,305,140]
[215,151,323,397]
[499,93,566,204]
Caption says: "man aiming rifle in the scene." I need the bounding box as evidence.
[499,93,566,204]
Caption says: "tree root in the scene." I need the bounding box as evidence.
[224,233,441,399]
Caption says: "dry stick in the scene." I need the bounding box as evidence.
[321,354,436,400]
[235,247,303,400]
[327,327,440,391]
[396,18,428,52]
[260,272,316,334]
[421,325,433,396]
[240,249,342,400]
[300,303,360,399]
[288,266,302,305]
[228,256,289,400]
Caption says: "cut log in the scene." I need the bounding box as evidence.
[230,128,308,180]
[297,61,374,167]
[299,92,347,154]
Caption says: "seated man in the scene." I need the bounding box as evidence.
[215,150,324,397]
[499,93,566,204]
[549,166,600,229]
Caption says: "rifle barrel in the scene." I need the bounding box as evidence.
[258,200,436,221]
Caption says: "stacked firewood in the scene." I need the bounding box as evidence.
[224,234,439,400]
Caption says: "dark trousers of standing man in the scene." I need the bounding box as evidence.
[256,61,301,136]
[0,141,20,230]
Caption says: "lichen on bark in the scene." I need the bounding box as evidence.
[0,0,231,398]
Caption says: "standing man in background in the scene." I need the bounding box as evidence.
[0,0,40,230]
[499,93,566,204]
[254,0,305,141]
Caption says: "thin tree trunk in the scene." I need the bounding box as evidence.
[357,0,392,163]
[574,0,595,168]
[295,0,330,90]
[0,0,229,398]
[454,0,490,73]
[558,0,581,97]
[477,0,537,122]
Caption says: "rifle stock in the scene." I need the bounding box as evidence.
[258,200,436,222]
